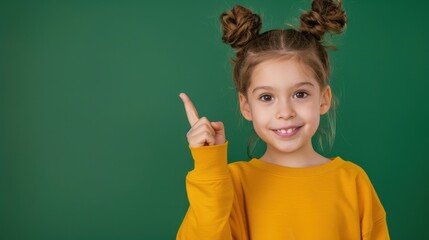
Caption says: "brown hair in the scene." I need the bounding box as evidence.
[220,0,347,154]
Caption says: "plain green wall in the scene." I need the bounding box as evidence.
[1,0,428,239]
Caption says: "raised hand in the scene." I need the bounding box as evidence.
[179,93,225,147]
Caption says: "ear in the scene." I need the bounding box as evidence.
[239,93,253,121]
[320,86,332,115]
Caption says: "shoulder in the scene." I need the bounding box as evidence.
[338,158,388,230]
[335,157,372,180]
[226,160,262,182]
[337,157,386,200]
[329,157,382,196]
[227,160,254,173]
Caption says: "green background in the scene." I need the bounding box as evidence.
[1,0,428,239]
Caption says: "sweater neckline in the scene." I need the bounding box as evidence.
[249,157,345,177]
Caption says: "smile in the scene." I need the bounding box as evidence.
[273,127,300,137]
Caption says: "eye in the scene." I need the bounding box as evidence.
[259,94,273,102]
[294,91,309,99]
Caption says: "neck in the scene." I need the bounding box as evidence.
[260,142,329,168]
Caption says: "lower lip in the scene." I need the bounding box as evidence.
[273,127,301,137]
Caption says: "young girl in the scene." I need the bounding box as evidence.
[177,0,389,239]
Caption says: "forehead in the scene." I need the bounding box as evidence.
[249,58,318,89]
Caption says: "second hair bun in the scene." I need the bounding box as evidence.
[300,0,347,40]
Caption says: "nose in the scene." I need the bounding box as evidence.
[275,98,295,120]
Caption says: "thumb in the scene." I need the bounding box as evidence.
[211,121,224,131]
[210,121,226,145]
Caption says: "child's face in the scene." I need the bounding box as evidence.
[239,59,331,156]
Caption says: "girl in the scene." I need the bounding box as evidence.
[177,0,389,239]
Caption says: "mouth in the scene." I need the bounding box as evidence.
[272,126,301,137]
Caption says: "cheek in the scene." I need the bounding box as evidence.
[302,109,321,130]
[297,103,321,123]
[249,105,271,128]
[251,115,271,142]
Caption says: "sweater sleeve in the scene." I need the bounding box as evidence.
[358,170,390,240]
[176,142,235,240]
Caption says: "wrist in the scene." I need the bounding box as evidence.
[189,141,229,176]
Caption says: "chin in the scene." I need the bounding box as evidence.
[267,143,303,155]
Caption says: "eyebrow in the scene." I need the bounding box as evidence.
[252,86,273,93]
[251,82,315,93]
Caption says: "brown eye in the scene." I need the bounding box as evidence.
[259,94,273,102]
[294,92,308,99]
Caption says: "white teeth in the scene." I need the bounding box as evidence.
[277,128,296,134]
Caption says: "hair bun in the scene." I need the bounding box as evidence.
[220,5,262,56]
[300,0,347,40]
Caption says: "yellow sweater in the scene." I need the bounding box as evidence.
[177,142,389,240]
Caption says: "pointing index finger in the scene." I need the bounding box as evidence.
[179,93,200,127]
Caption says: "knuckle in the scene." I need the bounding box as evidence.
[200,116,209,123]
[202,130,212,137]
[203,123,212,131]
[198,122,212,131]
